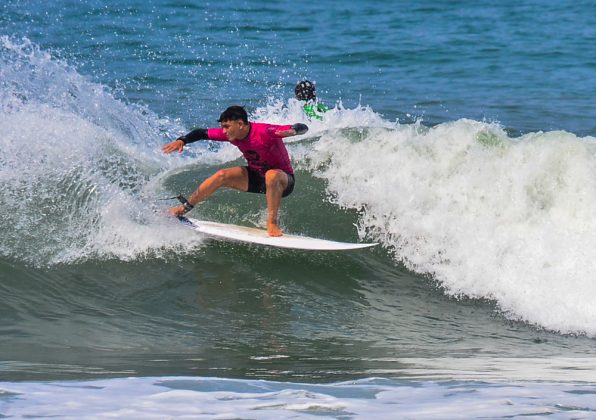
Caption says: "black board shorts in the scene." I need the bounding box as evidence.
[245,167,295,197]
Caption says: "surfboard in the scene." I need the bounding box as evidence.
[178,217,378,251]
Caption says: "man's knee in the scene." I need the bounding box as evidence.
[209,167,247,191]
[211,169,231,185]
[265,170,287,189]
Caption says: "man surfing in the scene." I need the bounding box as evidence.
[162,105,308,237]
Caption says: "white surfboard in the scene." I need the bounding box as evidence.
[179,217,378,251]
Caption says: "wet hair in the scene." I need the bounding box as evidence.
[218,105,249,124]
[294,80,316,101]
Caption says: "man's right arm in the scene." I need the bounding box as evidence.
[273,123,309,138]
[161,128,209,154]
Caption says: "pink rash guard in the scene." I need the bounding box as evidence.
[207,122,294,176]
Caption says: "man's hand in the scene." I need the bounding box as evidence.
[162,139,185,154]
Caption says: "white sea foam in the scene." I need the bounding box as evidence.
[299,117,596,336]
[1,376,595,419]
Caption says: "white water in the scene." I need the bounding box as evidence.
[2,376,595,419]
[301,117,596,336]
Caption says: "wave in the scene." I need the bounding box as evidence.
[2,37,595,336]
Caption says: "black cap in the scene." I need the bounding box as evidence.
[295,80,316,101]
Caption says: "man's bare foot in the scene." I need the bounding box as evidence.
[267,223,283,237]
[168,206,185,217]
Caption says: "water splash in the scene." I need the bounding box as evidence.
[0,37,202,265]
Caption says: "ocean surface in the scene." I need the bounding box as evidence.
[1,0,596,417]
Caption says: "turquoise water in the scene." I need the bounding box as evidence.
[1,0,596,417]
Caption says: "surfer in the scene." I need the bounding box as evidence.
[162,105,308,237]
[294,80,329,120]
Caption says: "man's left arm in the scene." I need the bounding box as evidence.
[274,123,308,138]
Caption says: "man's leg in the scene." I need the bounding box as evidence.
[264,169,289,237]
[169,167,248,216]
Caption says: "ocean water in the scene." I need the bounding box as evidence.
[1,0,596,417]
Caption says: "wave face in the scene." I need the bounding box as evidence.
[2,37,596,341]
[0,37,596,335]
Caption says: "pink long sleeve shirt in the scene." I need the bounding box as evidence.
[207,122,294,176]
